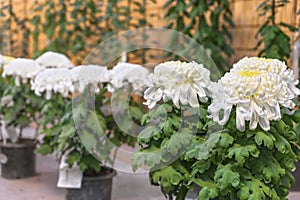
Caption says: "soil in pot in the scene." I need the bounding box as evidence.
[66,167,117,200]
[0,139,36,179]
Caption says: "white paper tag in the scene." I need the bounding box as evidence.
[57,166,83,188]
[57,154,83,189]
[0,120,18,143]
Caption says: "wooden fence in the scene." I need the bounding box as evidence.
[0,0,299,64]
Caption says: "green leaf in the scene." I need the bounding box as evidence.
[293,110,300,121]
[137,126,160,143]
[60,124,76,138]
[129,105,144,120]
[273,132,292,154]
[163,128,193,156]
[214,164,240,190]
[80,129,97,151]
[131,147,163,170]
[196,131,221,160]
[279,22,297,32]
[35,144,53,155]
[190,178,218,200]
[254,131,275,149]
[15,116,31,127]
[227,144,259,165]
[191,160,211,175]
[218,132,234,148]
[66,151,81,166]
[237,178,280,200]
[151,164,189,195]
[249,152,285,183]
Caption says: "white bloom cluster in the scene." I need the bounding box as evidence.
[35,51,74,68]
[107,62,149,96]
[31,68,73,99]
[2,58,43,86]
[69,65,111,93]
[208,57,300,132]
[144,61,211,109]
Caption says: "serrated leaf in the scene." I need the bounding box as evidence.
[254,131,275,149]
[191,160,211,176]
[151,164,188,195]
[196,131,221,160]
[249,152,285,184]
[131,147,163,170]
[137,126,160,143]
[237,178,280,200]
[227,144,259,165]
[274,133,291,154]
[163,128,193,156]
[218,132,234,148]
[214,164,240,190]
[196,180,218,200]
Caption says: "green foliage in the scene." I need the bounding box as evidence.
[36,91,111,173]
[186,111,300,200]
[255,0,297,61]
[164,0,234,74]
[31,0,103,62]
[0,77,42,143]
[150,161,190,199]
[36,86,141,174]
[132,102,210,199]
[30,0,154,64]
[0,1,30,57]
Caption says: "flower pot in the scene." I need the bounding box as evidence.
[0,140,36,179]
[186,184,200,200]
[291,161,300,191]
[66,168,117,200]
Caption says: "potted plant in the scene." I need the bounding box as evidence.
[133,58,300,200]
[0,58,44,179]
[185,57,300,199]
[32,62,147,200]
[132,60,215,199]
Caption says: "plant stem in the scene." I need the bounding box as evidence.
[272,0,276,25]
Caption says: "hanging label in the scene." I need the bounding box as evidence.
[57,155,83,189]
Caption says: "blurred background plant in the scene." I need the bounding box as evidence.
[1,0,299,72]
[255,0,298,62]
[163,0,234,74]
[30,0,156,64]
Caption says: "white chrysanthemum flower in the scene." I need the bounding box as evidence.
[108,62,149,96]
[144,61,211,109]
[31,68,73,99]
[35,51,74,68]
[2,58,43,86]
[69,65,111,93]
[208,57,300,132]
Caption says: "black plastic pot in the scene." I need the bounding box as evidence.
[0,140,36,179]
[66,168,117,200]
[186,184,200,200]
[291,161,300,191]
